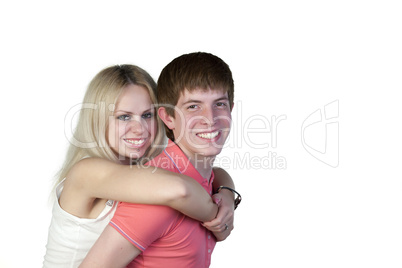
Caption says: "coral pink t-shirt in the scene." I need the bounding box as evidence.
[110,140,216,268]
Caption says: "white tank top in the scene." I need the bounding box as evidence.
[43,179,117,268]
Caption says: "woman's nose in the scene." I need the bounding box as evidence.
[127,116,145,134]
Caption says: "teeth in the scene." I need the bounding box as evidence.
[197,131,219,139]
[125,139,145,145]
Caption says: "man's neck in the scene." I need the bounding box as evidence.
[174,142,215,180]
[187,154,215,180]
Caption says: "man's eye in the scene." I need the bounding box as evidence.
[188,105,198,109]
[117,115,131,121]
[216,102,227,107]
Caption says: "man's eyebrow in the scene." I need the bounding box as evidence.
[181,96,229,106]
[214,96,229,102]
[181,99,202,105]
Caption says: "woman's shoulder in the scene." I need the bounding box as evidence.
[67,157,116,180]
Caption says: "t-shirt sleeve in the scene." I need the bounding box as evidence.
[109,202,180,251]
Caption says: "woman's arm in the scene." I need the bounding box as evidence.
[61,157,218,222]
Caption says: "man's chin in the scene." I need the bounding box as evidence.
[195,148,223,158]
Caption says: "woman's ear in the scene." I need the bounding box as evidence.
[158,107,175,130]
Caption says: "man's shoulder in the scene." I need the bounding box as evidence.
[146,150,178,173]
[146,150,167,165]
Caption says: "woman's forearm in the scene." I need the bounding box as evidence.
[166,175,218,222]
[70,158,217,221]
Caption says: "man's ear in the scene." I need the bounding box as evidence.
[158,107,175,130]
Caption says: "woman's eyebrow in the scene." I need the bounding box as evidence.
[114,109,133,114]
[114,108,153,114]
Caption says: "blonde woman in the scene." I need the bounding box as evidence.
[43,65,235,267]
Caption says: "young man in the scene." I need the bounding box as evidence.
[80,52,238,268]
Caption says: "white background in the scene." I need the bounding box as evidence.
[1,1,401,267]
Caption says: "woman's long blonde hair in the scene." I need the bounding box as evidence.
[54,64,165,188]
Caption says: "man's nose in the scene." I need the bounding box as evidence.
[200,107,216,126]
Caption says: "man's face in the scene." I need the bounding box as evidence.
[166,88,232,160]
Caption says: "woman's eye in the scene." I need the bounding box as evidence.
[117,115,131,121]
[142,112,154,119]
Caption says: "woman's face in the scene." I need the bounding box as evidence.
[108,84,157,163]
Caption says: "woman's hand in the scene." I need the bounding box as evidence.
[202,190,235,241]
